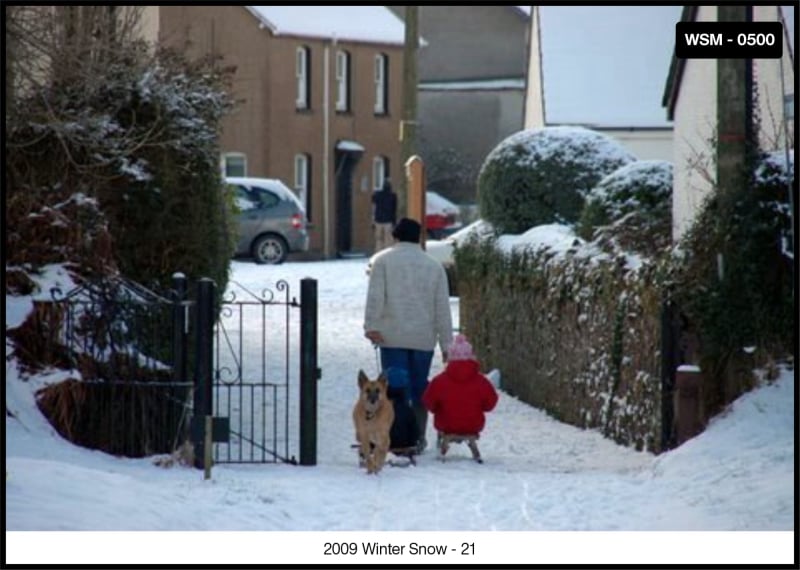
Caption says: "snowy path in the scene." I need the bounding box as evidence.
[6,259,794,537]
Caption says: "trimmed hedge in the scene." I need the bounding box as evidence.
[456,236,663,452]
[578,160,673,256]
[477,126,635,234]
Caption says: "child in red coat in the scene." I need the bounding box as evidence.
[422,334,498,461]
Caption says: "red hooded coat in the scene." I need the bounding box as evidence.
[422,360,498,435]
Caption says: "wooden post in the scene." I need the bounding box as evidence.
[405,155,426,250]
[674,366,704,445]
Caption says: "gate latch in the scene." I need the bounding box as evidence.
[190,415,230,443]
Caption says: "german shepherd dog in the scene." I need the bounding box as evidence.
[353,370,394,474]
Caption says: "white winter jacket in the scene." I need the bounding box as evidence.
[364,242,453,354]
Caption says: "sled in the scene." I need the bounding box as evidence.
[437,433,483,464]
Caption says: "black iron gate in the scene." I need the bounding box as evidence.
[33,272,318,467]
[34,275,193,457]
[186,276,319,467]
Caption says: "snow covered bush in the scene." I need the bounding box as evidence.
[5,8,239,459]
[578,160,673,256]
[477,126,635,234]
[6,39,237,294]
[94,47,237,294]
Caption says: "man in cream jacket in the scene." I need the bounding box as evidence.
[364,217,453,453]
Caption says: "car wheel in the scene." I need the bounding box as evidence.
[252,234,288,264]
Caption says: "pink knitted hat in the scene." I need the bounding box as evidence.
[448,334,475,361]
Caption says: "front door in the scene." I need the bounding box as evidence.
[334,149,360,254]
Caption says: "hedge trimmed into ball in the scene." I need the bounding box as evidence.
[477,126,635,234]
[578,160,673,254]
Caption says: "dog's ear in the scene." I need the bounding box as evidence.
[358,369,369,389]
[377,372,388,388]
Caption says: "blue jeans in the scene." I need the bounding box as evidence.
[379,347,434,405]
[381,347,433,450]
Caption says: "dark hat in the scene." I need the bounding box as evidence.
[392,217,421,243]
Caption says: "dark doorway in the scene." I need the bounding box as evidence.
[334,145,363,255]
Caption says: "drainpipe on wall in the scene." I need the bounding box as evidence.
[322,37,333,259]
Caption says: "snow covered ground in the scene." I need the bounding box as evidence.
[5,258,796,566]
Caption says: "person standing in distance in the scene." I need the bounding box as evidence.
[371,177,397,252]
[364,217,453,453]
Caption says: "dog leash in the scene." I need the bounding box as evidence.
[373,343,381,374]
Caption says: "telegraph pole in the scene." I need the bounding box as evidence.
[400,5,419,215]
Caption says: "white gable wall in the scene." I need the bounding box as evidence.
[523,5,546,130]
[672,5,794,241]
[671,7,718,241]
[139,6,160,46]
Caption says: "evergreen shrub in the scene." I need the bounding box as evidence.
[670,149,794,414]
[578,160,673,256]
[477,126,635,234]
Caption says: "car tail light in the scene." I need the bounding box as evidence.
[291,213,304,229]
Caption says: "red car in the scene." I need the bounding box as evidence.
[425,191,462,239]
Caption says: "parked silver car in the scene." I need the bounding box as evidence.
[226,177,309,264]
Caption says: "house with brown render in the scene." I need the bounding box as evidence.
[158,6,407,258]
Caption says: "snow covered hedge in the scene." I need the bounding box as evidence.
[455,228,663,453]
[5,28,238,456]
[477,126,635,234]
[6,42,236,294]
[578,160,673,256]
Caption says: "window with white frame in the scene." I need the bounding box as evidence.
[222,153,247,177]
[335,49,350,112]
[372,155,388,190]
[296,46,310,110]
[374,53,388,115]
[294,153,312,220]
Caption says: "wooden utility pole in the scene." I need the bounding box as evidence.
[716,5,752,199]
[716,4,752,264]
[5,6,15,116]
[400,5,419,216]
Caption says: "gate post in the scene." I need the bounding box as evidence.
[172,272,189,450]
[172,273,188,385]
[192,278,216,469]
[299,278,319,466]
[660,296,678,452]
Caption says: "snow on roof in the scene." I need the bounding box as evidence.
[246,6,406,45]
[539,6,682,127]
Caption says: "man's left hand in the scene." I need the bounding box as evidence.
[365,330,385,345]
